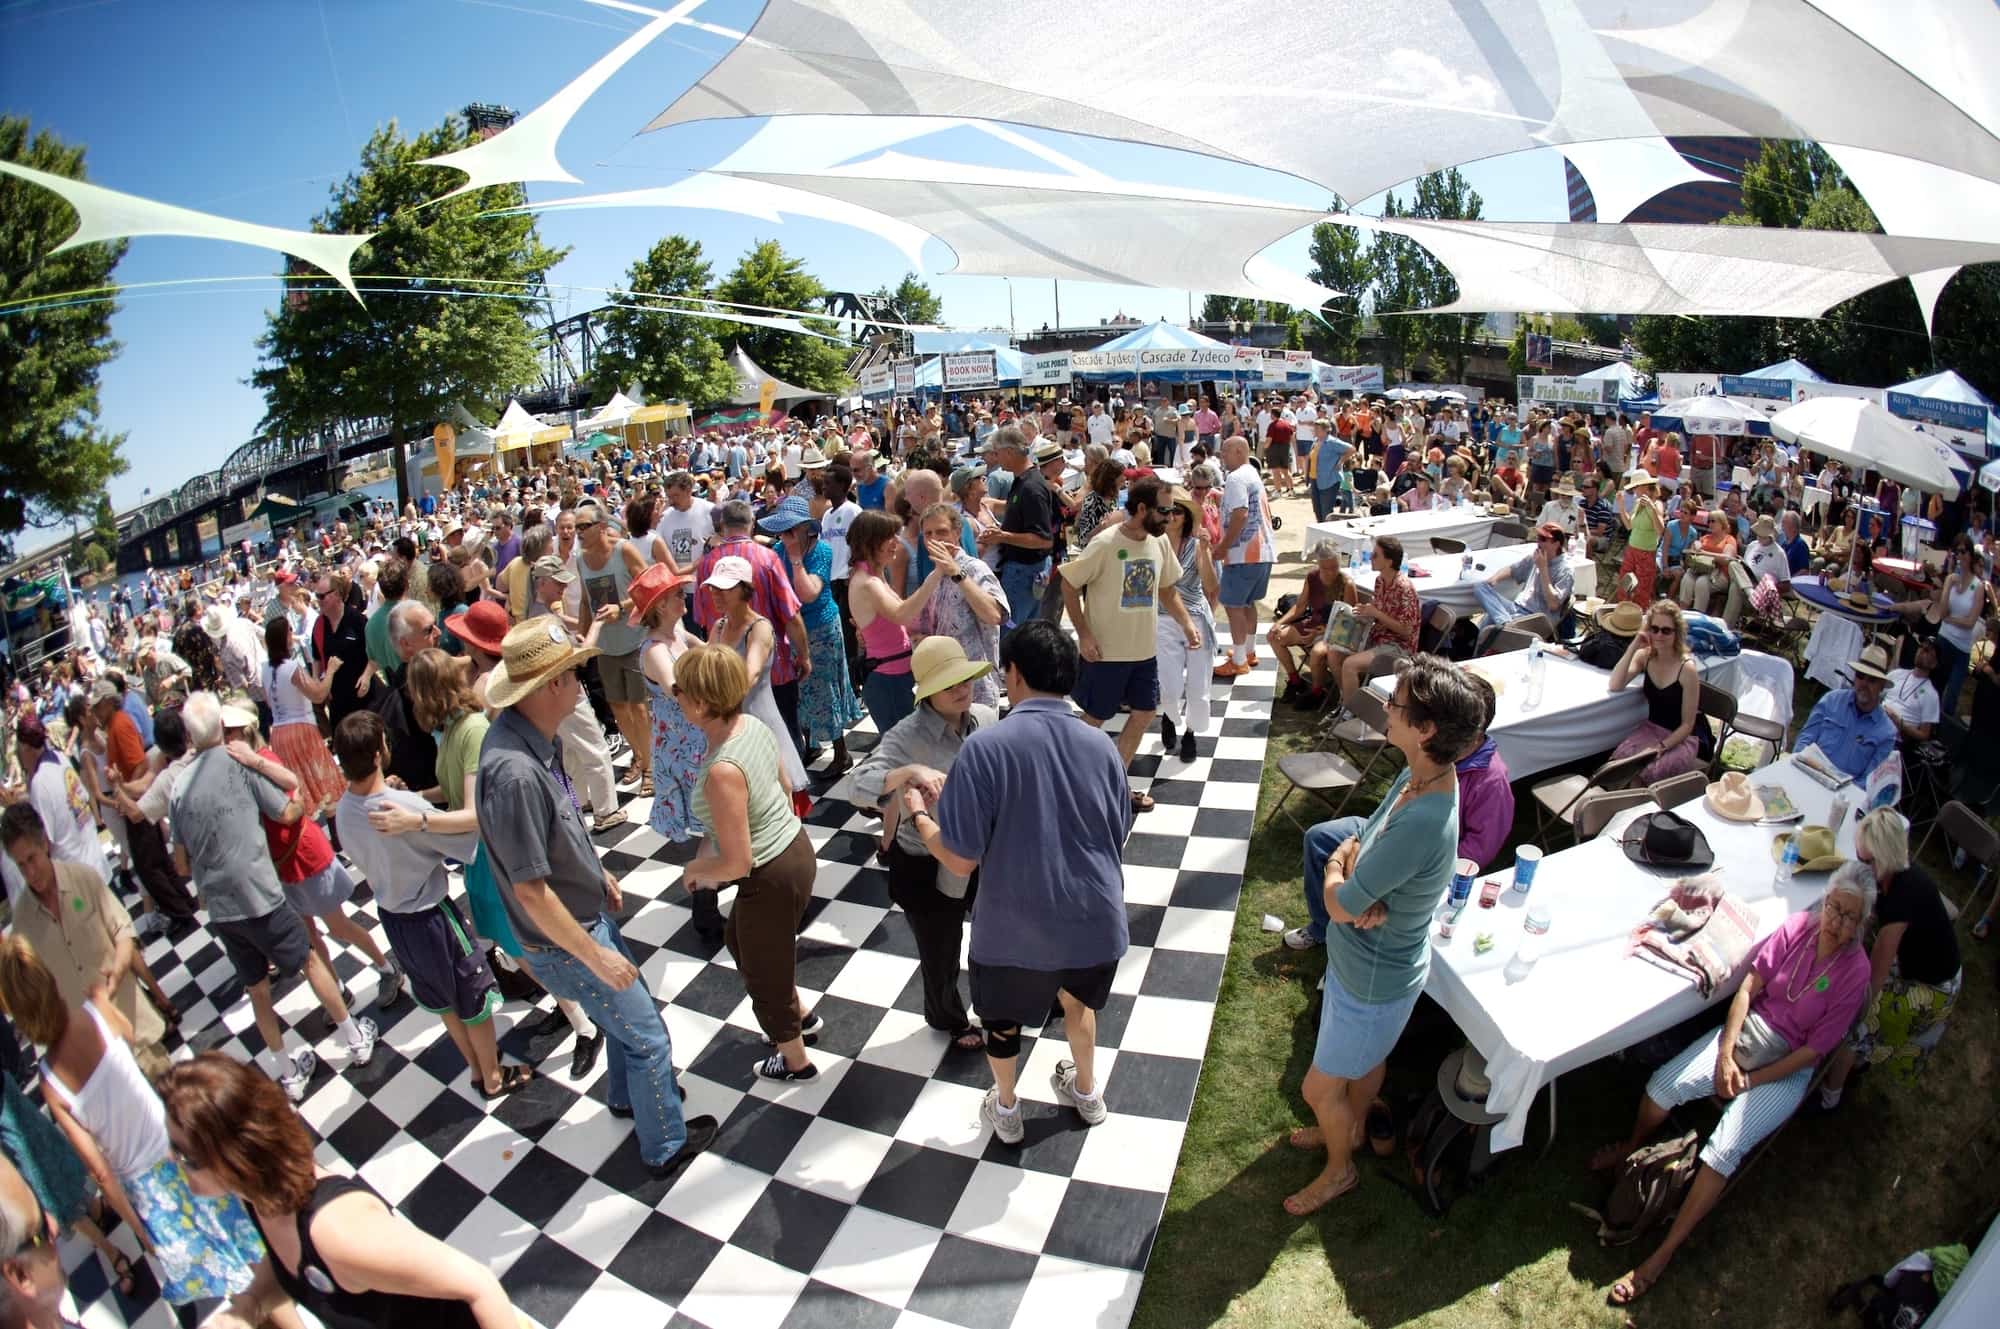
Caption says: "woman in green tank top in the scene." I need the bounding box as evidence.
[1617,472,1666,607]
[677,644,821,1083]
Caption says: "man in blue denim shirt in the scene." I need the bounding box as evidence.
[478,618,716,1178]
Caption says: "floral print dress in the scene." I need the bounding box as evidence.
[644,630,708,842]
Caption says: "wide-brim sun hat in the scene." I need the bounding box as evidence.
[758,494,816,534]
[1704,771,1764,822]
[1623,470,1657,491]
[1849,641,1893,681]
[446,599,510,657]
[219,703,257,731]
[627,562,691,628]
[1595,601,1645,637]
[485,617,602,711]
[1771,825,1846,873]
[911,635,992,702]
[200,605,231,640]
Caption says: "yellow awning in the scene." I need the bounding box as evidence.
[628,403,674,424]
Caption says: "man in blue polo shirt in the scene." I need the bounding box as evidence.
[905,620,1132,1146]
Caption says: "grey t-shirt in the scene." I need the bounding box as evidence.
[1509,552,1575,613]
[334,788,479,916]
[166,746,291,924]
[476,707,608,949]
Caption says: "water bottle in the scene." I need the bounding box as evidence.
[1461,550,1473,579]
[1523,638,1546,710]
[1776,833,1800,884]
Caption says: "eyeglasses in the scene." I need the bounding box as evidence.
[1824,901,1863,928]
[1646,624,1675,635]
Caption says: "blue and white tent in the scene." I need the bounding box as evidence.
[915,341,1025,388]
[1075,320,1242,383]
[1745,357,1825,382]
[1892,369,1995,410]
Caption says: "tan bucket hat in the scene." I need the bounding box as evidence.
[1704,771,1764,823]
[910,636,992,703]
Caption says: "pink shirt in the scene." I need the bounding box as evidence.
[1747,910,1870,1056]
[1193,408,1220,434]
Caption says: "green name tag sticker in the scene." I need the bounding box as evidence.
[1815,975,1829,992]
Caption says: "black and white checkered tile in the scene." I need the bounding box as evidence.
[65,654,1277,1329]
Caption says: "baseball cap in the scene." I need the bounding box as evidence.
[530,555,574,584]
[702,555,755,591]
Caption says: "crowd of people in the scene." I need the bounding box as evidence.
[0,375,1991,1323]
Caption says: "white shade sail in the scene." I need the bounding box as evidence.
[1559,138,1727,223]
[1769,397,1964,495]
[643,0,2000,200]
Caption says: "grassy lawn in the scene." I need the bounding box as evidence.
[1132,584,2000,1327]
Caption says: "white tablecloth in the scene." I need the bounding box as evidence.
[1305,508,1502,559]
[1351,544,1598,619]
[1426,756,1854,1151]
[1373,647,1792,780]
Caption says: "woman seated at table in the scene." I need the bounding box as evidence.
[1332,537,1422,716]
[1673,509,1738,614]
[1590,869,1873,1305]
[1813,506,1858,574]
[1283,655,1483,1215]
[1815,809,1962,1109]
[1606,599,1704,781]
[1659,504,1705,591]
[1271,544,1354,709]
[1438,456,1476,506]
[1487,454,1525,508]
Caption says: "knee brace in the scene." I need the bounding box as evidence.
[984,1023,1022,1060]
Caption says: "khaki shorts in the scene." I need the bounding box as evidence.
[596,649,646,705]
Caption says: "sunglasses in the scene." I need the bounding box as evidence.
[1646,623,1676,635]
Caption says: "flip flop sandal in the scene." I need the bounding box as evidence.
[1281,1164,1358,1217]
[1608,1271,1655,1307]
[479,1064,535,1101]
[950,1027,985,1051]
[108,1250,137,1297]
[1129,790,1156,813]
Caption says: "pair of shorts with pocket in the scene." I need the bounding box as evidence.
[596,649,646,705]
[1073,656,1160,720]
[380,897,501,1023]
[214,907,313,989]
[1219,561,1272,608]
[970,959,1119,1030]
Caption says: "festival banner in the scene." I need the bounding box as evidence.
[432,422,458,489]
[1317,363,1386,392]
[1070,349,1139,375]
[1131,346,1243,373]
[1790,380,1884,407]
[758,379,778,421]
[1719,374,1796,401]
[942,349,999,389]
[1517,375,1616,408]
[859,364,894,397]
[1261,349,1290,378]
[1655,372,1719,400]
[893,360,916,395]
[1020,351,1072,387]
[1888,390,1994,455]
[222,515,271,546]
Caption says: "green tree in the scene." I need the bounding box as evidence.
[1198,293,1236,322]
[0,117,129,559]
[1283,314,1305,351]
[1304,220,1371,363]
[595,236,734,406]
[1403,167,1485,379]
[875,273,944,327]
[251,116,567,507]
[715,240,850,391]
[1367,193,1428,373]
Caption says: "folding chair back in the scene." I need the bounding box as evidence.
[1917,800,2000,914]
[1510,613,1555,642]
[1419,602,1458,656]
[1573,789,1658,840]
[1492,521,1528,541]
[1649,771,1709,810]
[1482,627,1540,658]
[1431,537,1467,556]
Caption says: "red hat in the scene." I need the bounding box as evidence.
[14,715,46,749]
[627,562,691,628]
[1534,522,1566,543]
[273,570,297,586]
[446,599,509,657]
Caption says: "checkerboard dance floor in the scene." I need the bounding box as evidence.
[65,657,1276,1329]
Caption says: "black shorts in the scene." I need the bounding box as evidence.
[1072,656,1160,721]
[214,906,313,988]
[1265,444,1293,469]
[970,958,1119,1029]
[380,896,500,1023]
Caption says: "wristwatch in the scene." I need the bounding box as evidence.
[948,571,965,582]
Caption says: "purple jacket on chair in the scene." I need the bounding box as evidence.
[1455,737,1514,873]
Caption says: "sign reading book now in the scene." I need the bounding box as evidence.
[942,350,997,389]
[1020,351,1072,386]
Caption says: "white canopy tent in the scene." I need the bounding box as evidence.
[1745,358,1824,382]
[1577,362,1649,398]
[577,390,644,433]
[1768,397,1964,495]
[1892,369,1996,409]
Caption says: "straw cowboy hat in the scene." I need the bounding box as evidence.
[485,617,600,710]
[627,562,691,628]
[1622,470,1658,491]
[1849,641,1893,682]
[1594,601,1645,637]
[1552,478,1580,497]
[200,605,233,640]
[1165,486,1201,528]
[799,445,830,470]
[1704,771,1765,823]
[1770,824,1846,873]
[911,636,992,703]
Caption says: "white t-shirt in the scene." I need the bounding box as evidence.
[1536,499,1581,534]
[821,500,861,580]
[1222,462,1275,566]
[1884,669,1940,730]
[1742,539,1792,588]
[1086,413,1114,445]
[782,443,803,480]
[657,499,716,572]
[24,755,109,886]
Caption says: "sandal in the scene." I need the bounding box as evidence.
[637,780,655,800]
[1608,1268,1657,1306]
[479,1064,535,1101]
[1129,790,1156,814]
[1286,1126,1323,1151]
[107,1249,137,1297]
[950,1026,985,1051]
[1281,1164,1358,1217]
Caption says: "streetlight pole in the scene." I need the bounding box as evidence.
[1001,277,1015,336]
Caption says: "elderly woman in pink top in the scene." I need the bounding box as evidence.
[1589,868,1874,1307]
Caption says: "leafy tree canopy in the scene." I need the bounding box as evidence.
[595,235,735,406]
[715,240,849,391]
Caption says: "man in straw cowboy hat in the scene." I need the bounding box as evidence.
[476,618,717,1178]
[1794,641,1899,782]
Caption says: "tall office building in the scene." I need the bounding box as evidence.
[1565,137,1759,223]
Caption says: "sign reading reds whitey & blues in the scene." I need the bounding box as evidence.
[1719,374,1796,401]
[1888,390,1995,455]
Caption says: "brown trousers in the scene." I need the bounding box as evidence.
[723,828,816,1043]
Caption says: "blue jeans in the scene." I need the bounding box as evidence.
[1301,816,1366,944]
[862,668,916,735]
[520,913,687,1166]
[1312,483,1341,522]
[998,556,1050,630]
[1472,580,1530,654]
[1934,636,1970,718]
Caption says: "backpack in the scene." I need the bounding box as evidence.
[1571,1130,1701,1247]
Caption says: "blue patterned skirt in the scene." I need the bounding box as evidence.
[796,615,863,747]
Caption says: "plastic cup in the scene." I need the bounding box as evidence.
[1513,844,1542,893]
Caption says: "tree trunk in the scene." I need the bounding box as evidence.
[392,425,410,512]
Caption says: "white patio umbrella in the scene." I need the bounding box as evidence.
[1659,394,1767,436]
[1768,396,1964,495]
[1978,456,2000,493]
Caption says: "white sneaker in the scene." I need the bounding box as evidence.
[1282,927,1320,951]
[980,1085,1025,1146]
[346,1017,379,1068]
[280,1049,319,1103]
[133,911,168,940]
[1050,1060,1107,1126]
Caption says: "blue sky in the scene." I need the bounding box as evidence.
[3,0,1576,514]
